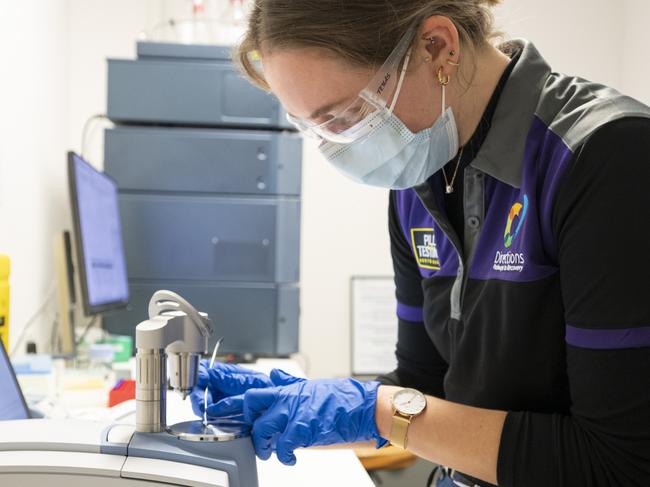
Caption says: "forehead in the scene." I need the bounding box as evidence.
[260,47,372,119]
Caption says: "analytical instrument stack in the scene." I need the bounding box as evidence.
[103,41,303,356]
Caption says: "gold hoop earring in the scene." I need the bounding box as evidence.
[437,66,450,86]
[447,59,460,67]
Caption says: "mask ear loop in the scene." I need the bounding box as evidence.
[441,83,446,117]
[388,47,412,114]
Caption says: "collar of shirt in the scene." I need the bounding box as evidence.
[469,39,553,188]
[462,46,522,167]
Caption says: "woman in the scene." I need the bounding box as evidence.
[191,1,650,485]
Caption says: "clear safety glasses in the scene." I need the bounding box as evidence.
[285,25,418,144]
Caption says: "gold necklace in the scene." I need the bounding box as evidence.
[442,146,464,194]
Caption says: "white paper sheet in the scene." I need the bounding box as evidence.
[351,277,398,376]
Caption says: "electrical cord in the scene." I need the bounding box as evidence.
[80,113,110,160]
[10,281,57,357]
[75,315,99,347]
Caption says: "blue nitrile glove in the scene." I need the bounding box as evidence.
[189,360,274,419]
[211,369,383,466]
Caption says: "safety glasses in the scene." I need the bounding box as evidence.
[285,24,418,144]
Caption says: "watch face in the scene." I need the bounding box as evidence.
[393,388,427,415]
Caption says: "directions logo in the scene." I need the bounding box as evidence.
[410,228,440,270]
[504,194,529,248]
[493,194,528,273]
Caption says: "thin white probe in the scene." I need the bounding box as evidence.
[203,337,224,427]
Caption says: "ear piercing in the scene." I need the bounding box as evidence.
[437,66,451,85]
[422,40,459,67]
[447,50,460,66]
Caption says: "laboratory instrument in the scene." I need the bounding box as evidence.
[0,291,258,487]
[103,40,302,357]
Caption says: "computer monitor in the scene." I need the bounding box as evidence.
[68,151,129,316]
[0,340,30,420]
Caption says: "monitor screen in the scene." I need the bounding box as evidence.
[0,341,30,420]
[69,152,129,315]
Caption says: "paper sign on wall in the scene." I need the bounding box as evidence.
[351,276,398,376]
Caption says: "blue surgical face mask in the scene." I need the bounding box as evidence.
[319,84,460,190]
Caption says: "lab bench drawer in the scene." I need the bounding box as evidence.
[103,281,300,356]
[107,58,291,128]
[104,126,302,196]
[119,193,300,283]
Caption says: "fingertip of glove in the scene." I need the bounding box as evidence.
[278,453,296,466]
[269,368,301,386]
[269,368,285,382]
[256,446,273,461]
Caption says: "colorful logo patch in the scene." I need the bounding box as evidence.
[410,228,440,270]
[504,194,529,248]
[493,194,529,273]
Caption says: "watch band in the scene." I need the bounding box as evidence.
[390,412,412,449]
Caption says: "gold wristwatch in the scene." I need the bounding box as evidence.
[389,388,427,449]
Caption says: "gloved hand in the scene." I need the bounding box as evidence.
[211,369,383,465]
[189,361,274,419]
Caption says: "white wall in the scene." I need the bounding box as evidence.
[0,0,69,353]
[1,0,649,375]
[66,0,153,164]
[620,0,650,105]
[493,0,623,90]
[299,142,393,378]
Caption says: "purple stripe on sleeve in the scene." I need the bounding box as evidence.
[566,324,650,349]
[397,303,424,323]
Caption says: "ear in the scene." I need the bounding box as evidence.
[417,15,461,78]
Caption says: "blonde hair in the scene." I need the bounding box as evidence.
[236,0,502,91]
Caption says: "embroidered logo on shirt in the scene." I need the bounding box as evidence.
[504,194,529,248]
[411,228,441,270]
[494,195,528,273]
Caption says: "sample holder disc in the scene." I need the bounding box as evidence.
[167,419,251,442]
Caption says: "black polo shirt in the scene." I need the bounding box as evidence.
[378,39,650,487]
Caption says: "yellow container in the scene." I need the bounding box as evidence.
[0,255,10,351]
